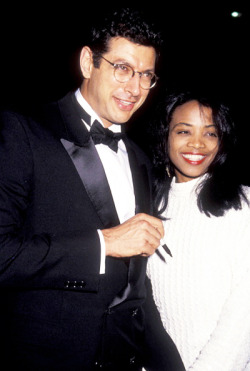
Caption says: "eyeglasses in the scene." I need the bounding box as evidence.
[100,56,158,90]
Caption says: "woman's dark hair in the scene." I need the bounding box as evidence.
[150,91,247,217]
[88,8,163,69]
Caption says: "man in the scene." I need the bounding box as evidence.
[0,8,184,370]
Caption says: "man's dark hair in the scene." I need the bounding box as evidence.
[88,8,163,69]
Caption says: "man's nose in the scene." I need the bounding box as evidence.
[124,73,141,96]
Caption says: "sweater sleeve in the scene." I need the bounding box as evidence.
[189,241,250,371]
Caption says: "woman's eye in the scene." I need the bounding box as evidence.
[177,130,189,134]
[207,132,218,137]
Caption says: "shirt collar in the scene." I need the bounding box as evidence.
[75,88,121,133]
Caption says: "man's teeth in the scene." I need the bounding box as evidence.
[182,154,206,161]
[120,100,133,105]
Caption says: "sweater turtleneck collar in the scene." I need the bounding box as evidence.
[170,174,208,196]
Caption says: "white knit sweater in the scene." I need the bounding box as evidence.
[147,176,250,371]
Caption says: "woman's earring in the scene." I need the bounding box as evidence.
[166,166,171,178]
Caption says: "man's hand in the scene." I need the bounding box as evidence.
[102,213,164,258]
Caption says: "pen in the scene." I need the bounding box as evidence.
[134,207,173,260]
[162,243,173,258]
[156,243,173,263]
[156,249,166,262]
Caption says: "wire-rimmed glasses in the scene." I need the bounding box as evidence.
[100,56,158,90]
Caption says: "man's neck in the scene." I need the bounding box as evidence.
[75,88,121,133]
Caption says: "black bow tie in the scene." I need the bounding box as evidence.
[90,120,124,152]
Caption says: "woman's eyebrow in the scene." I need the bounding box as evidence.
[171,122,192,129]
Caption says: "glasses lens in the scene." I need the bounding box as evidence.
[114,64,133,83]
[140,74,156,90]
[114,63,157,90]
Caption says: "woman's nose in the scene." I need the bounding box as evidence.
[187,135,205,149]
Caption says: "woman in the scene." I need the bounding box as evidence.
[147,91,250,371]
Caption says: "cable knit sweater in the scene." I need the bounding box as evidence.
[147,176,250,371]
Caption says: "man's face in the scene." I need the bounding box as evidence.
[80,37,156,127]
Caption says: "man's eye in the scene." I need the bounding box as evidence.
[116,64,130,72]
[143,72,153,78]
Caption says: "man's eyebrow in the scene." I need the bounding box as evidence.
[112,59,155,72]
[111,58,132,65]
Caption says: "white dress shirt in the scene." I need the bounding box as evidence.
[75,89,135,273]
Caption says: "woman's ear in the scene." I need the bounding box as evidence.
[79,46,93,79]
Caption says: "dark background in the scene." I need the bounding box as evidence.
[1,2,249,183]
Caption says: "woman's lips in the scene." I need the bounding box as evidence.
[181,153,207,165]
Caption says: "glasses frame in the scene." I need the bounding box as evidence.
[100,56,158,90]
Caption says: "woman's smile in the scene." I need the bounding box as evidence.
[181,152,207,165]
[168,100,219,183]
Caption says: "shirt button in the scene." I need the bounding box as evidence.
[130,356,136,364]
[106,308,114,315]
[132,308,138,317]
[94,361,103,368]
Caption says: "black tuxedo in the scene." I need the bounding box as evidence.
[0,93,184,370]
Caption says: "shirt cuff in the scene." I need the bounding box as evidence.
[97,229,106,274]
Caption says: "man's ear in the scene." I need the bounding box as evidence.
[80,46,93,79]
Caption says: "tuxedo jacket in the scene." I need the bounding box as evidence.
[0,93,184,370]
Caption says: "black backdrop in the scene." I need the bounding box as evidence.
[1,1,249,183]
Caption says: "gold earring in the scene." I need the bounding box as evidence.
[166,166,171,178]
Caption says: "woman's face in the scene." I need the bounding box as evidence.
[168,100,219,183]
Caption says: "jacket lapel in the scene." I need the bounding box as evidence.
[58,93,119,229]
[126,140,152,301]
[124,138,152,215]
[108,139,152,308]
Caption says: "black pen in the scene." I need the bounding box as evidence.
[134,207,173,260]
[162,243,173,258]
[156,243,172,263]
[156,249,166,262]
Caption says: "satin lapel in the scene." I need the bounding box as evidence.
[60,139,119,228]
[57,93,120,229]
[126,140,152,302]
[124,138,152,215]
[108,255,147,308]
[109,140,151,308]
